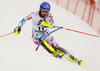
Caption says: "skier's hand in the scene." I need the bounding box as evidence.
[41,21,53,28]
[14,26,21,35]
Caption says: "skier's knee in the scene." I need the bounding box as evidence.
[55,47,68,55]
[39,37,54,53]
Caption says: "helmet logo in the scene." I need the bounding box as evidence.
[43,5,49,9]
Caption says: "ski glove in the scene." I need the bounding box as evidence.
[41,21,53,28]
[14,26,21,35]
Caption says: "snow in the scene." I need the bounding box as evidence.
[0,0,100,71]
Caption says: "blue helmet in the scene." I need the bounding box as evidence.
[40,2,50,11]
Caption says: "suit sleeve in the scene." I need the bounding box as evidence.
[18,12,33,27]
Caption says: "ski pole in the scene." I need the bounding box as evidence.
[54,26,99,38]
[35,27,62,51]
[41,22,99,38]
[0,32,14,38]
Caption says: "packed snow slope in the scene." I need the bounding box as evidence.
[0,0,100,71]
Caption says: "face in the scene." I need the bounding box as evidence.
[41,10,49,17]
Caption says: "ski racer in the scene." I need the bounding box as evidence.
[13,2,83,65]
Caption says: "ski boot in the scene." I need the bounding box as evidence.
[74,58,83,66]
[52,50,64,58]
[78,60,83,66]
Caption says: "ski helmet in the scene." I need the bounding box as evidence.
[40,2,51,11]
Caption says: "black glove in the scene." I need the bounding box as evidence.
[14,26,21,35]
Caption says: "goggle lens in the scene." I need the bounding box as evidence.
[42,10,49,13]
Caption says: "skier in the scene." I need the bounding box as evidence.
[14,2,83,65]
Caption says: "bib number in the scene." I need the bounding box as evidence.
[38,27,44,31]
[37,19,46,31]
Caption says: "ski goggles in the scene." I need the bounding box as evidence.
[41,10,49,14]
